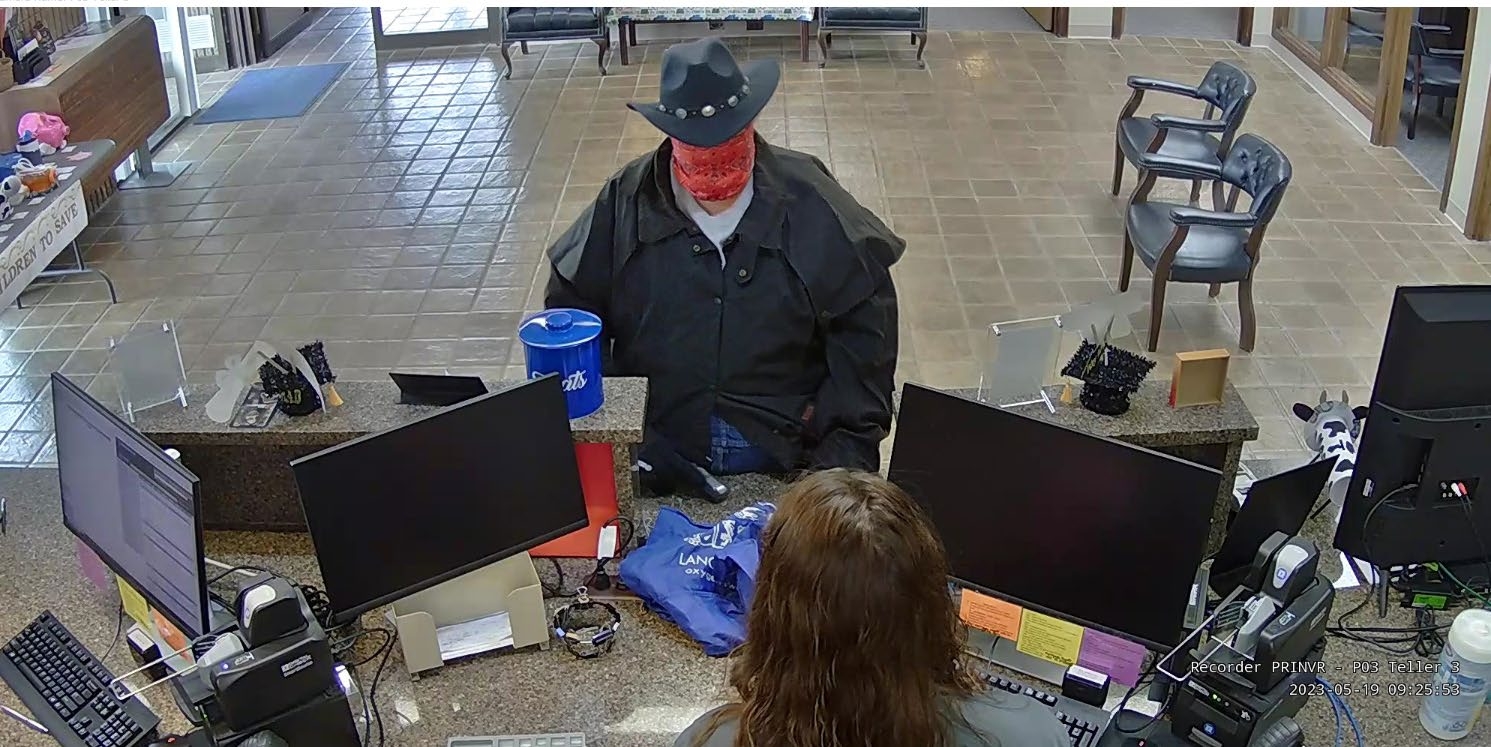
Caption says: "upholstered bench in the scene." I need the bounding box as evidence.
[499,7,611,79]
[816,7,929,68]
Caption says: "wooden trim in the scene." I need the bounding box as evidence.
[1273,7,1289,30]
[1111,8,1124,40]
[1470,12,1491,239]
[1444,8,1477,212]
[1469,98,1491,239]
[1320,7,1350,68]
[1369,8,1413,146]
[1323,68,1375,117]
[1052,7,1069,38]
[1236,7,1253,46]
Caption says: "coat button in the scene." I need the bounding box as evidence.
[692,244,703,254]
[713,296,722,305]
[737,268,748,278]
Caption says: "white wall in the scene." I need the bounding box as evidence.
[1446,14,1491,228]
[1067,7,1113,39]
[1252,7,1274,48]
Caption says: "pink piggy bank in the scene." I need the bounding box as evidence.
[17,112,68,154]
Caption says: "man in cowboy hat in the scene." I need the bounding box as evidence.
[544,37,904,493]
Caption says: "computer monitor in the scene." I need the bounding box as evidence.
[291,375,589,625]
[888,384,1223,651]
[1209,458,1336,595]
[51,372,209,638]
[1337,285,1491,568]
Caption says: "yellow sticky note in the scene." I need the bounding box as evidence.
[959,590,1023,640]
[1016,610,1085,667]
[116,577,151,629]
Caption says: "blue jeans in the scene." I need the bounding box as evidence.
[709,416,777,475]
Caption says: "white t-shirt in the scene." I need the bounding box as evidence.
[670,170,755,269]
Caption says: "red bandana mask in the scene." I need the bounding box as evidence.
[671,126,756,203]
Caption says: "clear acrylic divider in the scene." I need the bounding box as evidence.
[979,315,1063,410]
[108,321,189,423]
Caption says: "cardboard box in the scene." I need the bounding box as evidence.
[1169,349,1230,408]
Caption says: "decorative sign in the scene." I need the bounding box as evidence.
[0,182,85,309]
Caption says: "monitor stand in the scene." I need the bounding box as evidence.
[390,551,549,677]
[965,628,1066,687]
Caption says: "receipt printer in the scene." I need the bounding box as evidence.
[197,575,359,746]
[1169,532,1332,747]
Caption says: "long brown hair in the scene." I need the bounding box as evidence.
[699,469,980,747]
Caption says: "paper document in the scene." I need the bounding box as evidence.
[436,612,513,661]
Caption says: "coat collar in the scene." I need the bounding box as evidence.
[636,135,789,248]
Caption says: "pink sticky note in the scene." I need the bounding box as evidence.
[66,151,91,162]
[76,537,111,592]
[1076,628,1147,687]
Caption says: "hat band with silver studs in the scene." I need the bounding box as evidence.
[657,81,752,120]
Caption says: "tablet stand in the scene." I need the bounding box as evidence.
[390,551,549,676]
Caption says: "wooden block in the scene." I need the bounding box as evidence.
[1169,349,1230,408]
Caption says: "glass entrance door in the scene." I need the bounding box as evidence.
[370,5,500,50]
[118,7,199,148]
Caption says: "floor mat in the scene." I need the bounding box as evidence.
[193,63,349,124]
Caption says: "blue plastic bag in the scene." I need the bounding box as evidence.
[619,503,775,656]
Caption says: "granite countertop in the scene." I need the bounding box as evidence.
[0,468,1480,746]
[131,377,647,446]
[941,380,1259,448]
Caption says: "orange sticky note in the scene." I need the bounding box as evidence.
[959,590,1023,640]
[151,610,192,663]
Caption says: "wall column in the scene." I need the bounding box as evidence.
[1066,7,1114,39]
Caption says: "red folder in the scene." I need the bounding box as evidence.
[530,442,620,558]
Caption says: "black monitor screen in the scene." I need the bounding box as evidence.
[888,384,1222,651]
[52,373,208,638]
[291,375,589,624]
[1371,285,1491,411]
[1210,458,1336,594]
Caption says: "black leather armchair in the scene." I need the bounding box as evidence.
[816,7,930,68]
[1404,22,1464,140]
[1112,62,1257,208]
[499,8,610,80]
[1119,134,1292,353]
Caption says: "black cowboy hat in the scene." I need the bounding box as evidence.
[627,37,779,148]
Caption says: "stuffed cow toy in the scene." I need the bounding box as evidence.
[1291,390,1369,519]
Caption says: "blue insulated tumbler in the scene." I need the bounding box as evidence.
[518,308,604,419]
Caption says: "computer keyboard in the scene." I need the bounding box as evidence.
[0,610,159,747]
[982,673,1108,747]
[449,735,586,747]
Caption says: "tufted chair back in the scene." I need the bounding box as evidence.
[1196,62,1258,147]
[1221,134,1292,227]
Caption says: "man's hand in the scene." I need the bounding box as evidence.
[638,436,730,504]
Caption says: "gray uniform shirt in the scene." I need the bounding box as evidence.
[673,689,1071,747]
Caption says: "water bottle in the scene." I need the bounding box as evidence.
[518,308,605,419]
[1420,608,1491,740]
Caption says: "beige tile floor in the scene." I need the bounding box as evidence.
[6,9,1481,469]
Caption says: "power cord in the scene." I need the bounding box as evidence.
[99,600,125,664]
[541,517,637,598]
[1326,593,1451,656]
[340,626,396,747]
[1112,659,1174,735]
